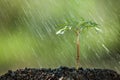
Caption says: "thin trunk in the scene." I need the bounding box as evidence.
[76,30,80,69]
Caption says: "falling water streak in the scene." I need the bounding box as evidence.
[102,44,110,54]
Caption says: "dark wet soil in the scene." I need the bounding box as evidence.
[0,66,120,80]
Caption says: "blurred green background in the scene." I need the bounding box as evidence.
[0,0,120,74]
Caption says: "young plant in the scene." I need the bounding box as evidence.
[56,18,99,69]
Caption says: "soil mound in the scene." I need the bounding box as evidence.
[0,66,120,80]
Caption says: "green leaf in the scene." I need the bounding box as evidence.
[79,21,99,31]
[56,26,72,35]
[95,27,102,33]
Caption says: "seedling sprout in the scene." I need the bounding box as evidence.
[56,18,99,69]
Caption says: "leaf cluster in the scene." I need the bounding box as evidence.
[56,18,100,35]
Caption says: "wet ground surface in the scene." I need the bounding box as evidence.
[0,66,120,80]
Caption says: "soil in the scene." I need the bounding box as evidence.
[0,66,120,80]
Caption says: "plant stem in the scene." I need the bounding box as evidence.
[76,30,80,69]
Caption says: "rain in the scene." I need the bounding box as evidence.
[0,0,120,74]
